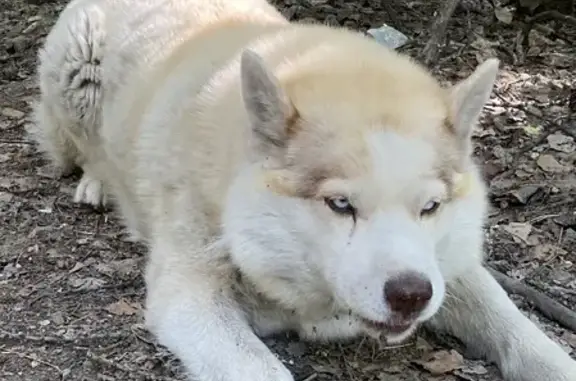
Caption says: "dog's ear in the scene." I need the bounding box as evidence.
[240,49,295,157]
[448,58,499,145]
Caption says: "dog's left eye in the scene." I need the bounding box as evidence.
[420,200,441,217]
[325,196,356,216]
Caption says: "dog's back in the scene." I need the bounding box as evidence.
[101,0,288,104]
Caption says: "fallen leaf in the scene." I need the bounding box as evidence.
[0,153,11,163]
[51,311,65,325]
[0,176,37,192]
[105,299,141,316]
[502,222,532,244]
[1,107,25,119]
[1,263,20,279]
[494,6,514,24]
[561,331,576,348]
[509,185,541,204]
[0,192,14,204]
[533,244,566,261]
[68,276,106,291]
[416,349,464,375]
[379,364,403,375]
[95,258,140,279]
[460,363,488,375]
[537,154,566,173]
[522,124,542,136]
[547,132,576,153]
[68,261,85,274]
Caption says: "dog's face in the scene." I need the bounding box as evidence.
[223,45,498,341]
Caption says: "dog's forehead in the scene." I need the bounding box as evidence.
[365,130,439,184]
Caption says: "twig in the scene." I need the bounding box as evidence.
[86,351,179,381]
[488,268,576,332]
[522,11,576,48]
[0,329,131,347]
[299,373,318,381]
[419,0,461,65]
[0,139,33,144]
[1,350,64,375]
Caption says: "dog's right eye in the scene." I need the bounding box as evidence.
[325,196,356,217]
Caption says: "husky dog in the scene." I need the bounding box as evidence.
[31,1,576,380]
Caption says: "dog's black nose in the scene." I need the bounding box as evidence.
[384,272,433,318]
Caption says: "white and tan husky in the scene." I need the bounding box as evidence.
[30,0,576,380]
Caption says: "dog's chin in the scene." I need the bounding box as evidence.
[359,316,419,343]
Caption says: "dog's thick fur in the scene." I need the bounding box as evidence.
[31,1,576,380]
[29,0,113,207]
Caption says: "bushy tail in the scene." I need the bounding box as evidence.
[51,0,106,127]
[29,0,107,174]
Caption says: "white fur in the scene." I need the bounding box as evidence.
[30,1,576,381]
[29,0,113,207]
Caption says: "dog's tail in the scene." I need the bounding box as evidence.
[29,0,107,174]
[50,0,106,127]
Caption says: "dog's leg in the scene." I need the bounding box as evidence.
[29,101,79,178]
[73,168,107,207]
[427,264,576,381]
[144,239,294,381]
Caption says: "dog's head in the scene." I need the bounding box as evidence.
[223,33,498,342]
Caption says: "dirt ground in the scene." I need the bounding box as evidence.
[1,0,575,380]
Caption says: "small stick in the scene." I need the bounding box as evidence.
[489,268,576,332]
[86,351,179,381]
[522,10,576,47]
[0,329,130,346]
[1,350,64,375]
[420,0,461,65]
[299,373,318,381]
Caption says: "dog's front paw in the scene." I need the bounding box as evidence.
[73,173,106,208]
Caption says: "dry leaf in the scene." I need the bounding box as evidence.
[68,276,106,291]
[522,124,542,136]
[502,222,532,244]
[509,185,541,204]
[460,363,488,375]
[494,6,514,24]
[417,349,464,375]
[105,298,141,316]
[51,311,65,325]
[537,154,566,173]
[68,261,85,274]
[0,192,14,204]
[561,331,576,348]
[1,107,25,119]
[547,132,576,153]
[533,244,566,261]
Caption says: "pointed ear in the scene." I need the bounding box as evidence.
[240,49,294,156]
[449,58,499,142]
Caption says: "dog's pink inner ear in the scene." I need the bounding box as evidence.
[448,58,500,144]
[240,49,295,154]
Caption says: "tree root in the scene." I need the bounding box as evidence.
[489,268,576,333]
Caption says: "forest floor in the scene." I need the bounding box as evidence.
[1,0,575,380]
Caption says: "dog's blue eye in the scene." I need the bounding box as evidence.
[325,196,355,216]
[421,200,441,216]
